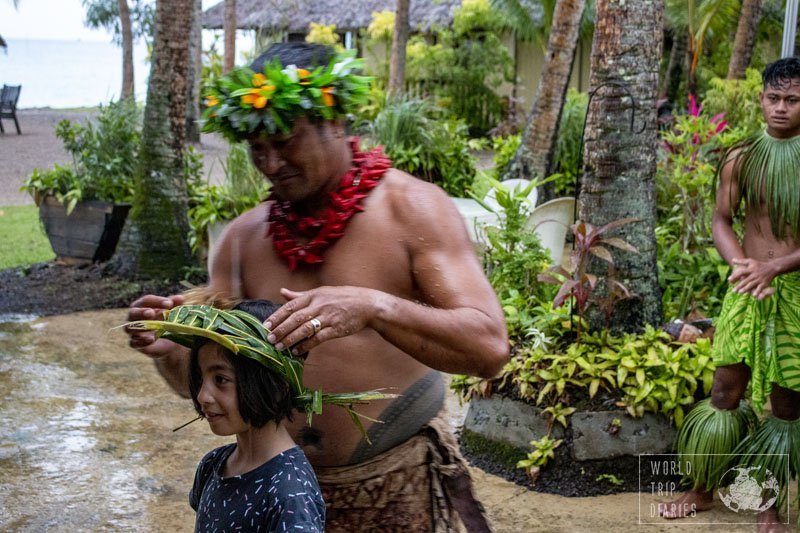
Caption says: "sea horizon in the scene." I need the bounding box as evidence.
[1,37,151,109]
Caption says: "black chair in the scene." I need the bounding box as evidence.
[0,85,22,134]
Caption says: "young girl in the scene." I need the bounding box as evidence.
[186,300,324,532]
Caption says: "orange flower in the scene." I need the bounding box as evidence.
[321,86,335,107]
[297,68,311,85]
[205,96,219,107]
[241,86,275,109]
[252,73,268,87]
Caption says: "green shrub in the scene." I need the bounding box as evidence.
[551,89,588,195]
[362,98,476,196]
[21,100,141,212]
[702,69,765,135]
[188,142,270,252]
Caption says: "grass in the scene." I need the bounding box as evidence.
[0,205,54,270]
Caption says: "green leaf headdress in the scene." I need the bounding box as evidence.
[201,50,372,142]
[124,304,394,436]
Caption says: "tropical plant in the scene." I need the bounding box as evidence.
[476,179,555,338]
[452,326,717,428]
[658,242,729,321]
[701,69,764,135]
[657,94,728,252]
[538,218,638,341]
[517,435,563,482]
[20,100,141,212]
[187,142,270,252]
[402,0,514,134]
[362,98,477,196]
[305,22,343,50]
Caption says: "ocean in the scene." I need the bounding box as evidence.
[0,38,151,109]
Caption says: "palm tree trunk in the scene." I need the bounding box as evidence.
[727,0,762,79]
[118,0,134,100]
[223,0,236,73]
[115,0,195,279]
[388,0,410,97]
[580,0,663,332]
[185,0,202,142]
[502,0,586,202]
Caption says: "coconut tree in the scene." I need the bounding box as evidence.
[664,0,740,96]
[727,0,763,79]
[223,0,236,73]
[185,0,202,142]
[82,0,155,100]
[387,0,410,97]
[496,0,589,198]
[579,0,663,331]
[114,0,195,279]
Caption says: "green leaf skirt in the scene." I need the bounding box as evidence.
[712,271,800,413]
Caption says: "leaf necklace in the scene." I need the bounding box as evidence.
[266,138,391,270]
[735,129,800,240]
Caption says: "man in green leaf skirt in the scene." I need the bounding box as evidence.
[662,57,800,532]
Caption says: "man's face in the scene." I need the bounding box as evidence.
[248,117,346,203]
[760,78,800,138]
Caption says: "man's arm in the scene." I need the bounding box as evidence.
[712,151,745,267]
[265,178,509,378]
[126,293,191,397]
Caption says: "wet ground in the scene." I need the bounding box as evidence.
[1,309,791,532]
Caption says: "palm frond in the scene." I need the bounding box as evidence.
[124,305,397,434]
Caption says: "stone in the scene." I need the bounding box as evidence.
[570,410,676,461]
[463,395,562,450]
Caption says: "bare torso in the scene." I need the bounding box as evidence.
[742,207,800,262]
[209,169,481,465]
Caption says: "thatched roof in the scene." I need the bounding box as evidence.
[202,0,460,33]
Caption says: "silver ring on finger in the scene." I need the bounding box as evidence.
[308,317,322,337]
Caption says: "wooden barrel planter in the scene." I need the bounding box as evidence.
[39,196,131,264]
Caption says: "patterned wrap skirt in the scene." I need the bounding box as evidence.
[712,270,800,412]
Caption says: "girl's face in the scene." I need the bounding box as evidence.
[196,345,249,436]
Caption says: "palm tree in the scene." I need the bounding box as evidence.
[186,0,202,142]
[387,0,410,97]
[223,0,236,73]
[114,0,195,279]
[496,0,589,198]
[727,0,763,79]
[1,0,21,50]
[579,0,663,331]
[118,0,134,99]
[664,0,740,95]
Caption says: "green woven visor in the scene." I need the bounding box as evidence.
[124,305,394,431]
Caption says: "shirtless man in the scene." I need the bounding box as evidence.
[662,57,800,532]
[126,43,508,531]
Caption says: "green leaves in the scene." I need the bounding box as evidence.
[123,305,395,432]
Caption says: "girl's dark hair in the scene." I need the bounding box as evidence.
[188,299,294,428]
[763,57,800,89]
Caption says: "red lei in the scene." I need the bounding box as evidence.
[267,138,391,270]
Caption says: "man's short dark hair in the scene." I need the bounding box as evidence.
[762,57,800,89]
[250,42,335,74]
[188,299,295,428]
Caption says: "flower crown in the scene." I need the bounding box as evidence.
[124,304,393,434]
[201,51,372,141]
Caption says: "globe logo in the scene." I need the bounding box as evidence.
[717,466,780,513]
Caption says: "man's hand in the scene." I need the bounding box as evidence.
[125,294,185,358]
[729,258,777,300]
[265,286,378,355]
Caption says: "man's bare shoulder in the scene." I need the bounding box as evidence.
[376,168,459,220]
[225,202,269,234]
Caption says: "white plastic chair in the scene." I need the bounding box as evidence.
[524,197,576,266]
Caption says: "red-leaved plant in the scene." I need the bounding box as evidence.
[538,218,639,341]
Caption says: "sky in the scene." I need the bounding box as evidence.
[0,0,222,41]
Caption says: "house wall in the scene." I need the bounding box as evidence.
[511,37,592,111]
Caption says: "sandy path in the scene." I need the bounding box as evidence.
[0,109,229,206]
